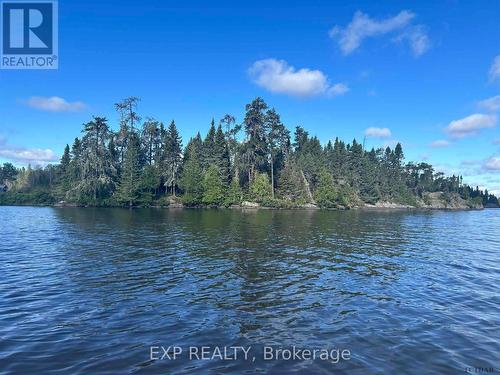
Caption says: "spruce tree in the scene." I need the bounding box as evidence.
[58,144,71,198]
[214,124,231,187]
[314,169,338,208]
[225,177,243,205]
[202,165,225,205]
[278,159,307,203]
[265,108,289,198]
[116,132,142,207]
[250,172,272,203]
[163,121,183,196]
[203,119,217,169]
[180,159,204,206]
[243,97,268,182]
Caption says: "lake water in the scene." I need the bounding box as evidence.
[0,206,498,374]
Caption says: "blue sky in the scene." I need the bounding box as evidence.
[1,0,499,193]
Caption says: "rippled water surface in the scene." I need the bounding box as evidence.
[0,207,499,374]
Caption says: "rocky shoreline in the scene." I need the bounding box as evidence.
[2,191,489,211]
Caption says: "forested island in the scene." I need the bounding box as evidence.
[0,97,498,209]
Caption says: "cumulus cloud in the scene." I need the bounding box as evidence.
[478,95,500,112]
[329,10,429,56]
[364,127,392,139]
[445,113,497,139]
[248,59,349,98]
[430,140,450,148]
[489,55,500,82]
[0,137,58,166]
[25,96,86,112]
[483,156,500,171]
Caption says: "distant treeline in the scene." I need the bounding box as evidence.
[0,97,498,208]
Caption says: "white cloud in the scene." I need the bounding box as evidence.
[445,113,497,139]
[396,26,430,57]
[478,95,500,112]
[489,55,500,82]
[483,157,500,171]
[25,96,86,112]
[328,83,350,96]
[329,10,429,56]
[248,59,348,98]
[0,137,58,166]
[430,140,450,148]
[0,147,57,165]
[364,127,392,139]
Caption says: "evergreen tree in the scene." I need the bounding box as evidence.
[180,134,204,205]
[58,144,71,197]
[180,158,204,206]
[72,117,113,202]
[250,172,272,202]
[220,114,241,171]
[278,160,307,202]
[203,119,217,169]
[265,108,290,198]
[243,97,268,182]
[163,120,183,196]
[140,165,159,205]
[202,165,225,205]
[225,177,243,205]
[115,97,141,132]
[314,169,338,208]
[107,137,120,188]
[2,97,498,209]
[0,163,17,183]
[141,118,160,166]
[214,124,231,186]
[116,132,142,207]
[184,133,203,164]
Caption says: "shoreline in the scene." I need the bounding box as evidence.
[0,203,490,211]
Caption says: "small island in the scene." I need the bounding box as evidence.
[0,97,498,209]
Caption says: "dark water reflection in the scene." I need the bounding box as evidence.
[0,207,498,374]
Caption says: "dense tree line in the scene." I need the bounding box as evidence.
[0,97,498,208]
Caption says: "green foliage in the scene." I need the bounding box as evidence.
[225,178,243,206]
[139,164,161,205]
[202,165,225,206]
[250,173,272,203]
[57,144,72,198]
[244,97,268,181]
[162,120,183,196]
[0,190,55,205]
[314,170,338,208]
[180,159,204,206]
[0,162,18,182]
[1,96,497,209]
[278,160,307,203]
[115,132,142,207]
